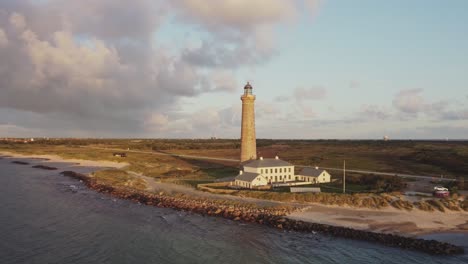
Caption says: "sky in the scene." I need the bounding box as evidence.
[0,0,467,139]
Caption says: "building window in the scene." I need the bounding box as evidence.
[289,175,291,180]
[275,168,277,173]
[280,168,282,173]
[270,169,273,173]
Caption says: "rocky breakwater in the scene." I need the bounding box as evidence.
[32,165,58,170]
[12,161,30,165]
[60,171,464,256]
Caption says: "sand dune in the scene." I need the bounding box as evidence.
[288,203,468,236]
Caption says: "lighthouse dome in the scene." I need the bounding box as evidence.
[244,82,252,90]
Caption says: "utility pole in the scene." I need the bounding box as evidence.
[343,160,346,194]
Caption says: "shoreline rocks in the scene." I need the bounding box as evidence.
[12,161,30,165]
[60,171,464,256]
[32,165,58,170]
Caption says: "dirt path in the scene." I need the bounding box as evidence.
[128,172,286,208]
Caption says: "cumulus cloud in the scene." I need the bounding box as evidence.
[294,86,327,101]
[0,27,7,46]
[129,103,244,138]
[55,0,163,41]
[171,0,299,32]
[0,11,191,121]
[175,0,319,68]
[3,1,301,136]
[439,110,468,120]
[144,113,170,132]
[274,95,290,102]
[392,89,426,114]
[391,88,467,121]
[9,12,26,30]
[201,70,238,93]
[358,105,391,120]
[0,0,325,138]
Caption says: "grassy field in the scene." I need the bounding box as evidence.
[2,138,468,183]
[0,140,240,187]
[92,169,147,191]
[2,139,467,210]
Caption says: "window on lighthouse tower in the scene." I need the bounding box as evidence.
[244,82,253,95]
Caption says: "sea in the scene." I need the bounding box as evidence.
[0,156,467,264]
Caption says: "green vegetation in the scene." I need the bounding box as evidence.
[92,169,147,191]
[426,199,446,212]
[345,173,406,192]
[231,191,395,209]
[390,199,414,210]
[3,139,468,181]
[461,200,468,211]
[413,201,435,212]
[2,139,467,211]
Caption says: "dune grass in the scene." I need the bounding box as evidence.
[92,169,147,191]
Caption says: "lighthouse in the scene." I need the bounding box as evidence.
[240,82,257,162]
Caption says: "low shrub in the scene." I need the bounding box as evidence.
[441,199,460,211]
[93,169,147,190]
[390,199,413,210]
[459,200,468,211]
[426,199,445,212]
[413,201,434,211]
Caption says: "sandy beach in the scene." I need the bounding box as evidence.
[0,151,128,169]
[288,203,468,236]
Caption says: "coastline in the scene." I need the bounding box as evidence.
[1,151,467,255]
[0,151,128,169]
[55,169,463,255]
[2,150,467,237]
[288,204,468,237]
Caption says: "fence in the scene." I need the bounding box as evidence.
[290,187,321,193]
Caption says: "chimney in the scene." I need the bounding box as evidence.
[239,170,243,175]
[260,157,263,160]
[275,155,279,160]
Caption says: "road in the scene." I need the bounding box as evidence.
[296,166,456,182]
[81,146,240,162]
[82,146,456,182]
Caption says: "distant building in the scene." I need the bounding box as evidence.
[233,82,331,189]
[234,171,268,189]
[242,156,295,184]
[234,156,332,189]
[113,152,127,158]
[297,167,331,184]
